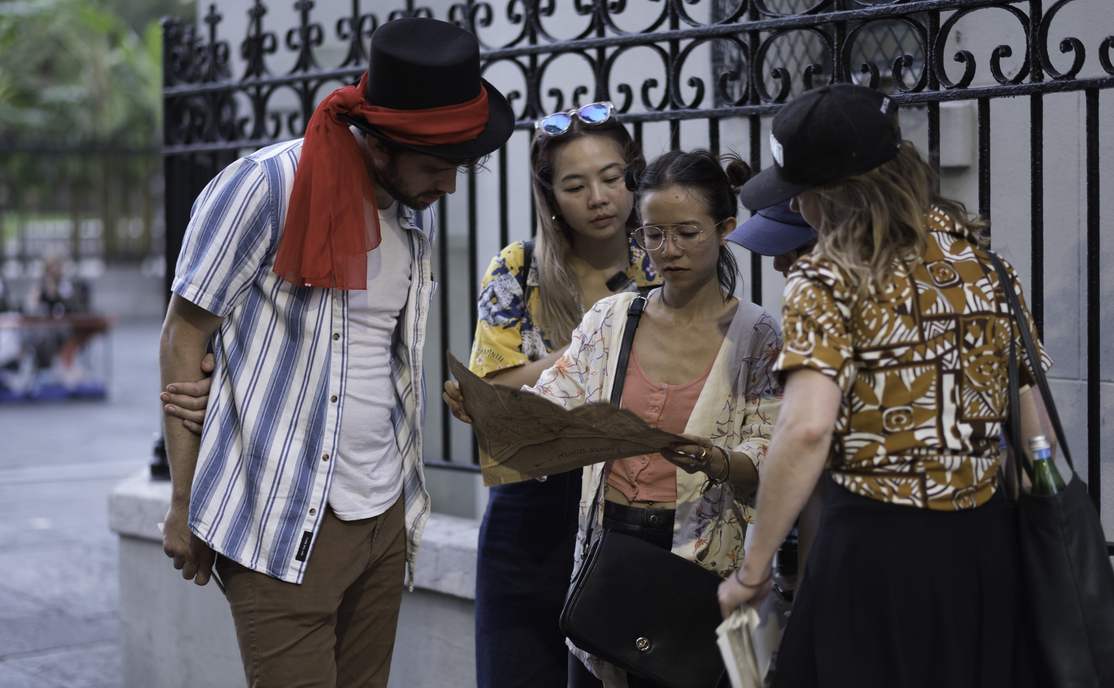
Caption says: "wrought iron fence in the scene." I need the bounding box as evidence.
[0,140,163,288]
[161,0,1114,542]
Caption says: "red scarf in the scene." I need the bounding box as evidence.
[273,71,489,289]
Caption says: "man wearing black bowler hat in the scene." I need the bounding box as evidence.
[158,17,513,687]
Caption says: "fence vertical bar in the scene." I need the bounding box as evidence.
[1084,87,1101,515]
[499,144,509,249]
[927,11,941,184]
[438,194,451,465]
[977,98,991,223]
[530,175,537,239]
[468,166,480,465]
[832,0,847,86]
[748,114,762,307]
[669,0,680,151]
[1030,92,1045,338]
[1029,0,1045,336]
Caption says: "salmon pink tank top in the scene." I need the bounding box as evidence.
[606,340,720,503]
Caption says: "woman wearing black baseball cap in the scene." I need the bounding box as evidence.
[720,84,1053,688]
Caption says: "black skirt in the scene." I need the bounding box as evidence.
[774,477,1022,688]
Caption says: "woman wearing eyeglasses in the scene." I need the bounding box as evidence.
[466,102,661,688]
[447,148,782,687]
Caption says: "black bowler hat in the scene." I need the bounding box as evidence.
[341,17,515,160]
[740,84,902,210]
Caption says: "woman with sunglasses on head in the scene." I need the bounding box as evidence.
[718,84,1053,688]
[467,102,661,688]
[448,148,782,687]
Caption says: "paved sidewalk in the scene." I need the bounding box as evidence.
[0,319,164,688]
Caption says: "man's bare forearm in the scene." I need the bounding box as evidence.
[159,294,224,508]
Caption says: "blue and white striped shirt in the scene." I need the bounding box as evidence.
[173,139,433,585]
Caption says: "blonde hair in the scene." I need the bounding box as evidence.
[531,208,580,348]
[529,118,642,346]
[809,143,989,294]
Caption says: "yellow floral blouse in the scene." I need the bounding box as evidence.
[468,237,660,377]
[776,207,1053,511]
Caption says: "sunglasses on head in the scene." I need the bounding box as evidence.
[534,101,615,136]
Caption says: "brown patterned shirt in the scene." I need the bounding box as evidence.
[776,207,1052,510]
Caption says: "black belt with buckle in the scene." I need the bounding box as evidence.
[602,501,675,551]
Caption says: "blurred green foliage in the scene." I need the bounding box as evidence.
[100,0,194,37]
[0,0,180,147]
[0,0,186,264]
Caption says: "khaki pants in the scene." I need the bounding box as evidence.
[215,496,406,688]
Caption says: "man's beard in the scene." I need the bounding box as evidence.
[377,157,440,211]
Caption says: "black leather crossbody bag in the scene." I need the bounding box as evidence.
[559,294,729,688]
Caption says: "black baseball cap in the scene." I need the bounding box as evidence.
[740,84,902,210]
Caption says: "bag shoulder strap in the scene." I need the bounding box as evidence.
[986,251,1074,472]
[609,293,647,408]
[582,292,648,551]
[1003,285,1025,496]
[520,238,535,305]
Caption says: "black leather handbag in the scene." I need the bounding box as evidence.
[990,252,1114,688]
[559,294,729,688]
[562,528,729,688]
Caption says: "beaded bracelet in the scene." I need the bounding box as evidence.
[733,568,772,588]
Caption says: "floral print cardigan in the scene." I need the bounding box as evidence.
[526,290,783,681]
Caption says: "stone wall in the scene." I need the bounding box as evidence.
[109,471,481,688]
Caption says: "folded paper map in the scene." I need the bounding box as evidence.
[447,352,687,486]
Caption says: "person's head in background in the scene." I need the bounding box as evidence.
[626,149,751,299]
[726,199,817,277]
[529,103,643,343]
[26,248,86,316]
[42,250,66,286]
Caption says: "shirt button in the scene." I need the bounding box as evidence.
[322,453,330,462]
[332,333,340,341]
[330,395,338,403]
[309,508,317,516]
[652,406,659,412]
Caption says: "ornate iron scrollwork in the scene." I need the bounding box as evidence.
[162,0,1113,152]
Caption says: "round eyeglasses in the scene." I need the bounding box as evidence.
[632,221,725,252]
[534,101,615,136]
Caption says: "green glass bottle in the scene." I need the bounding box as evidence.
[1028,435,1066,495]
